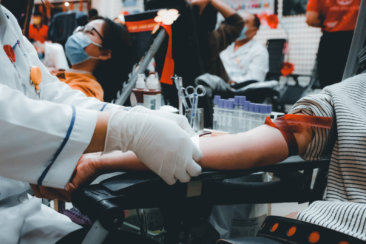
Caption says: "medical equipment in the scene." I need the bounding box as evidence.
[130,74,146,106]
[213,95,272,133]
[172,75,188,114]
[182,85,206,127]
[144,73,161,110]
[185,108,204,132]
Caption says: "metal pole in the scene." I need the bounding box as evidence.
[342,0,366,80]
[114,29,167,106]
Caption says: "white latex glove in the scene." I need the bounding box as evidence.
[104,110,202,185]
[130,106,195,136]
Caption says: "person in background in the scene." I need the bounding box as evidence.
[220,12,268,87]
[306,0,360,88]
[60,17,133,102]
[192,0,244,81]
[191,0,244,128]
[88,8,99,21]
[28,10,48,43]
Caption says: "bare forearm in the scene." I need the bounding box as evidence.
[199,125,289,169]
[306,11,322,27]
[95,151,148,172]
[84,112,109,153]
[87,119,313,172]
[93,125,294,171]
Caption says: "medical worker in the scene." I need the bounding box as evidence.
[0,3,201,243]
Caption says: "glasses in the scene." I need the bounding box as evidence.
[74,25,104,42]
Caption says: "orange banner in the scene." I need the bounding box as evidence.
[125,19,175,85]
[79,0,83,11]
[125,19,157,33]
[160,24,174,85]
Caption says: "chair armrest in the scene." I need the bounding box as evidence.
[71,156,329,231]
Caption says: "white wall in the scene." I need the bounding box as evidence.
[255,0,322,77]
[91,0,123,19]
[91,0,144,19]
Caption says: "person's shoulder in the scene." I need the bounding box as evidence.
[339,73,366,84]
[324,73,366,93]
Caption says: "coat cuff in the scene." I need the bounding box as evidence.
[40,108,98,188]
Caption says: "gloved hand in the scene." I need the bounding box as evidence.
[129,105,195,136]
[104,110,202,185]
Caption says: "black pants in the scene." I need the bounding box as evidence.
[317,31,354,88]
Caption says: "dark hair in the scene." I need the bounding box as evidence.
[93,18,134,102]
[88,8,99,21]
[253,14,261,29]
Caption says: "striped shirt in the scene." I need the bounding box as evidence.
[290,72,366,240]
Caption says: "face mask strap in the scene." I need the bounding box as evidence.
[237,26,248,41]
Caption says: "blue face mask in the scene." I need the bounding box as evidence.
[237,26,248,41]
[65,32,102,65]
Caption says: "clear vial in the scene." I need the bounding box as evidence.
[213,95,221,130]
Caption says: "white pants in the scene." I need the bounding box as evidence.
[0,195,81,244]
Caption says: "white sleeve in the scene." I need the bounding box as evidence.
[0,6,121,188]
[236,45,269,83]
[0,83,98,188]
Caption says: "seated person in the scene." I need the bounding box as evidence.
[191,0,243,127]
[28,11,48,44]
[192,0,244,81]
[220,13,268,87]
[58,18,133,102]
[192,0,268,90]
[39,68,366,241]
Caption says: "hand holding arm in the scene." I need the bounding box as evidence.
[31,119,313,200]
[103,110,202,185]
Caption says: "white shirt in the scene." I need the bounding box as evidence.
[219,39,269,83]
[0,5,119,243]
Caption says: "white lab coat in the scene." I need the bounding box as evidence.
[219,39,269,83]
[0,5,119,243]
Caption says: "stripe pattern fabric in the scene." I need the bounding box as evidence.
[290,73,366,240]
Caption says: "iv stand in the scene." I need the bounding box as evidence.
[114,28,167,106]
